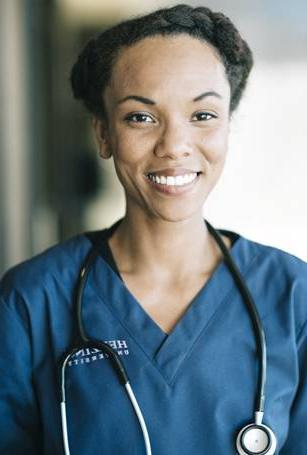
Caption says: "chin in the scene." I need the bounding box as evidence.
[151,206,203,223]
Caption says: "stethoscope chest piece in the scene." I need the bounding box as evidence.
[236,422,277,455]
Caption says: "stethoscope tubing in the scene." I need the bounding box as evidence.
[205,220,267,414]
[60,340,152,455]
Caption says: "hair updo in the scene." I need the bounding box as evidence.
[70,4,253,119]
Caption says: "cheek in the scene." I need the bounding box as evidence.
[110,134,150,186]
[111,128,152,167]
[200,126,229,164]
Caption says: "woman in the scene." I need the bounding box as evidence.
[0,4,306,454]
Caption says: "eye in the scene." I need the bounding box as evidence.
[124,112,155,123]
[192,111,217,122]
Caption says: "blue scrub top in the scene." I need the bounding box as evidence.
[0,220,307,454]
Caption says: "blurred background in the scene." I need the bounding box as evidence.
[0,0,307,274]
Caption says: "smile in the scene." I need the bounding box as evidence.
[146,172,198,187]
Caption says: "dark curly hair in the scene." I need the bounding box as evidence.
[70,4,253,119]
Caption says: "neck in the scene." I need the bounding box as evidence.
[108,210,219,281]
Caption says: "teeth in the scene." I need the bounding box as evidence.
[147,173,198,186]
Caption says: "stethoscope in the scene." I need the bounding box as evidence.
[59,219,277,455]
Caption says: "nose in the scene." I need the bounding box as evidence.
[153,120,193,159]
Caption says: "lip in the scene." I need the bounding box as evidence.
[146,167,201,177]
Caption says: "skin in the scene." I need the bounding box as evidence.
[93,34,233,333]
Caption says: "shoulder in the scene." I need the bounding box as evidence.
[223,225,307,277]
[238,232,307,337]
[0,233,92,304]
[244,234,307,279]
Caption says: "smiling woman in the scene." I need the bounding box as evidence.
[93,34,231,227]
[0,4,307,455]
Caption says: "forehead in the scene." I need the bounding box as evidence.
[106,34,230,102]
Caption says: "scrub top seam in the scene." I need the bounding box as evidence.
[169,250,261,385]
[0,295,32,348]
[0,290,27,323]
[296,316,307,346]
[240,249,304,327]
[88,280,174,387]
[0,296,43,414]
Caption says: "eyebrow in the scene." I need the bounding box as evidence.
[116,91,222,106]
[193,91,222,102]
[117,95,155,106]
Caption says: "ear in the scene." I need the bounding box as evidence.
[92,117,112,159]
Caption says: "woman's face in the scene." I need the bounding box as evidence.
[96,34,231,222]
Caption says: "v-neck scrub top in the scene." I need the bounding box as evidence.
[0,220,307,454]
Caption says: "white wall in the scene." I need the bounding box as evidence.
[205,61,307,261]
